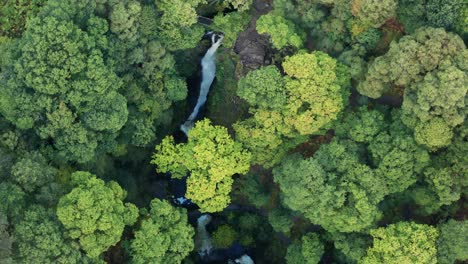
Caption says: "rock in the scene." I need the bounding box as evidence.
[234,0,272,73]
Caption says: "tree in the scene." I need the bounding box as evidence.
[361,222,438,264]
[212,225,238,248]
[0,182,26,220]
[358,27,466,98]
[237,66,286,110]
[286,233,324,264]
[273,149,382,233]
[358,27,467,149]
[11,152,57,192]
[13,205,89,264]
[0,0,47,37]
[330,232,372,263]
[437,220,468,264]
[411,135,467,214]
[426,0,466,34]
[401,65,467,150]
[0,214,13,264]
[154,0,205,51]
[351,0,397,28]
[152,119,251,212]
[0,4,127,163]
[212,12,251,48]
[130,199,194,264]
[334,106,387,144]
[235,51,350,168]
[56,171,138,258]
[268,207,294,234]
[256,13,306,49]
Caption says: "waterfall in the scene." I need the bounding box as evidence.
[195,214,213,257]
[180,33,224,136]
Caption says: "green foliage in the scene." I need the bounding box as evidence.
[426,0,465,30]
[212,12,251,48]
[212,224,238,248]
[0,214,13,264]
[361,222,438,264]
[152,119,251,212]
[13,205,89,264]
[274,147,382,233]
[358,27,466,98]
[331,232,372,263]
[0,0,47,37]
[11,152,57,192]
[286,233,324,264]
[211,0,252,11]
[334,106,387,143]
[268,208,293,234]
[233,173,270,208]
[0,2,128,163]
[358,27,467,149]
[352,0,397,28]
[0,182,26,219]
[56,171,138,258]
[130,199,194,264]
[412,137,468,214]
[155,0,205,51]
[256,13,305,49]
[237,66,286,110]
[235,51,350,168]
[437,220,468,264]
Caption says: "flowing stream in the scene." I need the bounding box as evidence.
[181,33,224,136]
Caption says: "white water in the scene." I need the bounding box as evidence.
[181,33,224,136]
[196,214,213,257]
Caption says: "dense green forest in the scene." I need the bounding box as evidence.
[0,0,466,263]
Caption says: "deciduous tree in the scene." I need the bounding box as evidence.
[56,171,138,258]
[152,119,251,212]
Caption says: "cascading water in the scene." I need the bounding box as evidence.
[180,33,224,136]
[196,214,213,257]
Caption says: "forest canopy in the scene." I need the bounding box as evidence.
[0,0,466,263]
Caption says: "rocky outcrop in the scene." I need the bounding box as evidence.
[234,0,272,73]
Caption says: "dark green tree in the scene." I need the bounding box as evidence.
[286,233,324,264]
[437,220,468,264]
[13,205,90,264]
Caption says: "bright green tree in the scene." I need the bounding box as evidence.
[286,233,324,264]
[361,222,438,264]
[152,119,251,212]
[256,13,306,49]
[130,199,194,264]
[235,51,350,168]
[212,11,251,48]
[56,171,138,258]
[155,0,205,50]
